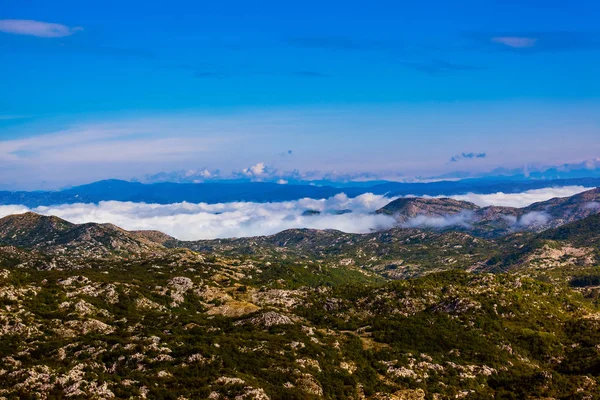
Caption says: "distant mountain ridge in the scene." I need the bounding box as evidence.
[2,177,600,207]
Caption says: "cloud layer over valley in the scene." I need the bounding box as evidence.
[0,186,593,240]
[0,194,398,240]
[440,186,593,208]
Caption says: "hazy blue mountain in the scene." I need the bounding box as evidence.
[1,177,600,207]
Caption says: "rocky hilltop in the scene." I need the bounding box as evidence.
[0,212,166,259]
[375,187,600,237]
[524,187,600,223]
[130,229,177,245]
[376,197,480,220]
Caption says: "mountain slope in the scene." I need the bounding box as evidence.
[2,207,600,397]
[483,212,600,273]
[539,212,600,246]
[0,212,166,258]
[2,252,600,398]
[375,188,600,237]
[523,187,600,226]
[0,212,74,247]
[173,227,501,279]
[130,230,177,245]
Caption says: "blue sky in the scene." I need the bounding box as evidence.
[1,0,600,189]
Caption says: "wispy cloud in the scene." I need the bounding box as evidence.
[0,119,230,165]
[517,211,550,227]
[450,152,487,163]
[400,209,554,230]
[0,19,82,38]
[584,202,600,211]
[467,31,600,53]
[491,37,537,49]
[401,211,474,229]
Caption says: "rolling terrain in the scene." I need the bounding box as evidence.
[1,188,600,398]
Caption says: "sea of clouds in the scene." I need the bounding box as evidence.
[0,186,592,240]
[444,186,595,208]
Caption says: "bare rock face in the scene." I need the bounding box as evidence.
[369,389,426,400]
[207,301,261,318]
[168,276,193,292]
[252,289,303,308]
[237,311,292,327]
[166,276,194,306]
[295,373,323,396]
[130,230,177,245]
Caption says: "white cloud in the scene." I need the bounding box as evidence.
[0,193,397,240]
[443,186,593,208]
[143,164,407,185]
[402,211,474,229]
[140,168,221,184]
[584,202,600,211]
[248,162,266,177]
[236,162,294,182]
[3,103,600,190]
[517,211,550,227]
[0,118,233,170]
[0,19,83,38]
[491,36,537,48]
[584,158,600,170]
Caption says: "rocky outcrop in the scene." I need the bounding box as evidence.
[237,311,292,327]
